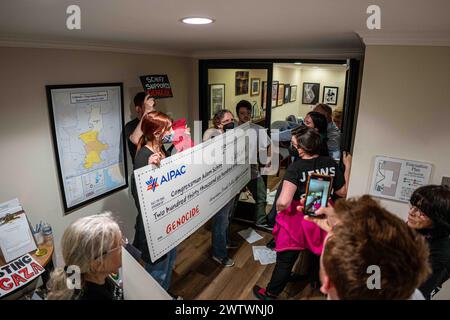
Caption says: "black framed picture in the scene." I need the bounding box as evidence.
[271,81,279,108]
[302,82,320,104]
[250,78,260,96]
[277,83,285,107]
[290,85,297,102]
[235,71,249,95]
[323,86,338,105]
[209,83,226,118]
[284,84,291,104]
[261,81,267,110]
[46,83,128,213]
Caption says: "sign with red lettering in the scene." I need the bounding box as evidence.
[0,253,45,297]
[134,123,251,261]
[139,74,173,99]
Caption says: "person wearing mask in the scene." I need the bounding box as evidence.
[407,185,450,299]
[124,92,156,161]
[253,126,351,300]
[304,195,431,300]
[235,100,271,230]
[131,111,177,290]
[313,103,341,160]
[203,109,237,267]
[47,213,124,300]
[303,111,329,157]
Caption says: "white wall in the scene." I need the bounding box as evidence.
[271,65,347,123]
[208,68,268,119]
[271,66,302,122]
[349,45,450,299]
[0,47,195,265]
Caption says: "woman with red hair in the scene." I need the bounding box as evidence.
[130,111,176,292]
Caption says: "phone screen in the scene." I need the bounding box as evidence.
[304,174,332,216]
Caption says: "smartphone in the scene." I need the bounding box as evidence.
[304,173,333,217]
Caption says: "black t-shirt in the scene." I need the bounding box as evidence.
[282,156,345,200]
[124,118,140,160]
[131,146,169,264]
[78,278,122,300]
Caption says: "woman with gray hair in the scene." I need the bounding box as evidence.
[47,213,124,300]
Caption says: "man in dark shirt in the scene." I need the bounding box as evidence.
[123,92,156,160]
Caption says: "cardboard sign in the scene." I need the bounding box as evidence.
[0,253,45,297]
[139,74,173,99]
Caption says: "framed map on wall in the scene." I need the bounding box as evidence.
[46,83,128,213]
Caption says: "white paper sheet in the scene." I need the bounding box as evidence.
[121,248,171,300]
[0,209,37,263]
[257,247,277,265]
[252,245,267,261]
[238,227,263,244]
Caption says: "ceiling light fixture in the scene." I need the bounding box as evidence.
[181,17,214,25]
[294,62,302,65]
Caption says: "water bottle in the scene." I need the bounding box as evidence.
[42,223,53,243]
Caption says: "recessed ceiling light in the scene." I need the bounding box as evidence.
[181,17,214,25]
[294,62,302,65]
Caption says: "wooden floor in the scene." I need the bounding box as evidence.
[169,171,325,300]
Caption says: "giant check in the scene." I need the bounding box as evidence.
[134,123,251,262]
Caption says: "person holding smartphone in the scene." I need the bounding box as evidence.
[253,126,351,300]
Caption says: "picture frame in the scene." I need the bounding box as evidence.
[209,83,226,118]
[46,83,128,213]
[284,84,291,104]
[250,78,260,96]
[261,81,267,110]
[323,86,338,105]
[235,71,249,95]
[277,83,285,106]
[271,81,279,108]
[290,85,297,102]
[302,82,320,104]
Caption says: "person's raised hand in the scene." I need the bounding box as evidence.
[148,153,161,166]
[343,151,352,168]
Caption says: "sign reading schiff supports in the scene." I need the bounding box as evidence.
[134,123,251,262]
[139,74,173,99]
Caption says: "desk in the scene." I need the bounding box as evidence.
[0,241,54,267]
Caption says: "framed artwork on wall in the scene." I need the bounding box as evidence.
[290,85,297,102]
[250,78,260,96]
[277,83,285,106]
[46,83,127,213]
[302,82,320,104]
[323,86,338,105]
[209,83,226,118]
[271,81,279,108]
[284,84,291,103]
[261,81,267,110]
[235,71,249,95]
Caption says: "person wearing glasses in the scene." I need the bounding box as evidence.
[202,109,237,267]
[407,185,450,299]
[47,213,124,300]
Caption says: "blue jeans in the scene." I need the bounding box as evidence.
[144,247,177,291]
[212,198,235,258]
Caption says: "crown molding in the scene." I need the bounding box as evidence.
[0,37,191,57]
[0,37,364,59]
[191,47,364,59]
[357,31,450,47]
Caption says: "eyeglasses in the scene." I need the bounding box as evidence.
[95,237,128,260]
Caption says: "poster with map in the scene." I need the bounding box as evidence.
[47,83,127,212]
[369,156,432,203]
